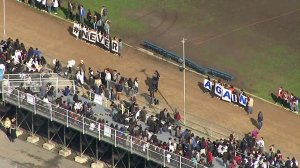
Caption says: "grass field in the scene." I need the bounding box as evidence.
[56,0,300,101]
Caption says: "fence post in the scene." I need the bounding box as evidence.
[50,104,53,121]
[180,155,182,168]
[72,81,76,94]
[34,97,36,114]
[114,129,117,147]
[66,110,69,127]
[56,77,59,97]
[146,143,149,160]
[17,90,20,108]
[163,149,166,167]
[130,136,133,154]
[1,83,5,103]
[83,117,85,134]
[89,91,92,101]
[98,123,101,141]
[40,74,42,86]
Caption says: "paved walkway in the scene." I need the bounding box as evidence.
[0,131,87,168]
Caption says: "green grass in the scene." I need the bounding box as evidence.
[56,0,157,37]
[53,0,300,102]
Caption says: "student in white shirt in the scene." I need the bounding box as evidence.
[257,137,265,154]
[134,77,139,94]
[105,70,111,89]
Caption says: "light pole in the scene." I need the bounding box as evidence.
[181,38,186,125]
[3,0,6,39]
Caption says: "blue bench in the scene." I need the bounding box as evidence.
[144,41,233,81]
[207,67,234,81]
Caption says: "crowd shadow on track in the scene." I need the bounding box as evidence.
[67,27,73,36]
[140,93,151,105]
[250,117,258,129]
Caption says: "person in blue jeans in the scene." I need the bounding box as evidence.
[257,111,263,130]
[79,5,85,24]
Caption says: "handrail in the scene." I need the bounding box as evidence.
[2,86,207,168]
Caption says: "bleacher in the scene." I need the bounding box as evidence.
[0,73,212,168]
[143,41,234,81]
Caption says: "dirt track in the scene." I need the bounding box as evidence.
[0,1,300,159]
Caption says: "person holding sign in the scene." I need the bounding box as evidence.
[247,96,254,115]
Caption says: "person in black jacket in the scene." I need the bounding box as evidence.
[73,91,79,102]
[257,111,263,130]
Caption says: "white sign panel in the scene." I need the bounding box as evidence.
[111,40,119,53]
[203,79,212,91]
[26,93,35,105]
[94,94,103,105]
[72,23,80,37]
[222,88,231,102]
[239,94,248,107]
[214,83,223,97]
[104,125,111,137]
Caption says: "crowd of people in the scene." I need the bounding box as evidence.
[0,38,47,76]
[19,0,123,55]
[275,87,299,113]
[0,20,298,168]
[19,0,61,15]
[52,58,298,167]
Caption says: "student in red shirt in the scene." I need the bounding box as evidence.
[207,150,213,166]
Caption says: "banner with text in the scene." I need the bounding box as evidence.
[72,23,120,54]
[203,79,248,107]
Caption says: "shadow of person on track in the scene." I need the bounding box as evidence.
[250,117,259,129]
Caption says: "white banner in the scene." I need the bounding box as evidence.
[97,33,105,45]
[203,79,252,108]
[89,31,98,43]
[214,83,223,97]
[72,24,122,54]
[222,88,231,102]
[239,94,248,107]
[94,94,103,105]
[111,40,119,53]
[104,36,110,49]
[72,23,80,37]
[27,93,35,105]
[81,29,89,41]
[231,94,238,103]
[203,79,212,91]
[104,125,111,137]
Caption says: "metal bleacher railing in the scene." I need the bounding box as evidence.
[1,84,207,168]
[0,73,75,95]
[46,59,240,141]
[83,81,240,141]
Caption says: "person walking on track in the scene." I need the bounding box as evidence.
[257,111,263,130]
